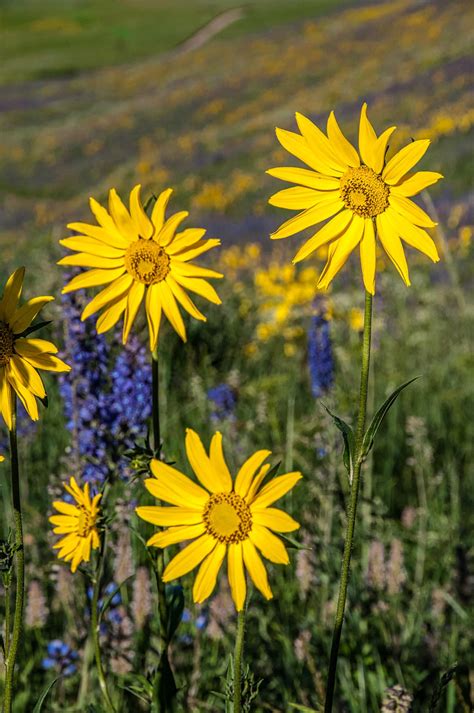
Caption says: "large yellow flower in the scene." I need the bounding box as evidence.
[136,429,301,611]
[268,104,443,293]
[0,267,70,430]
[59,185,223,349]
[50,477,102,573]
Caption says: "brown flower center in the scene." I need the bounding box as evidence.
[203,492,252,544]
[0,321,14,367]
[77,506,97,538]
[340,165,389,218]
[124,240,170,285]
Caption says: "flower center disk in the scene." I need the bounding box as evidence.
[340,166,389,218]
[124,239,171,285]
[0,321,14,366]
[77,506,96,537]
[203,492,252,544]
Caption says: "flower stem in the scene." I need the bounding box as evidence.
[324,290,373,713]
[3,404,24,713]
[151,348,176,711]
[91,543,116,713]
[233,609,246,713]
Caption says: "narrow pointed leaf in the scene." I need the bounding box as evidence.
[361,377,419,459]
[323,404,355,481]
[33,676,63,712]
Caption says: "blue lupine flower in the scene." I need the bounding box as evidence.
[59,289,152,487]
[307,311,334,398]
[42,640,78,676]
[207,384,237,421]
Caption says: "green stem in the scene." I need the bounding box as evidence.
[233,609,246,713]
[91,543,116,713]
[151,348,175,712]
[4,582,11,659]
[3,405,24,713]
[324,290,373,713]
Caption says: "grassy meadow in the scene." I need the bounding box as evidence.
[0,0,473,710]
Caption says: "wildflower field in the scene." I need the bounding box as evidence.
[0,0,473,711]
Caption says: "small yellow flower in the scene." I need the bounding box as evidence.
[136,429,301,611]
[268,104,443,293]
[50,477,102,573]
[0,267,70,430]
[59,185,223,349]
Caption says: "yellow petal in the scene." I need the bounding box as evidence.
[271,198,344,240]
[151,188,173,234]
[292,209,353,264]
[242,539,273,600]
[162,535,216,582]
[129,184,153,239]
[391,171,443,197]
[157,211,189,247]
[267,167,340,190]
[388,194,437,228]
[170,262,223,280]
[8,375,39,421]
[391,211,439,262]
[59,235,126,258]
[0,267,25,322]
[317,215,365,290]
[171,238,220,262]
[358,103,378,170]
[57,253,124,269]
[136,505,203,527]
[81,274,134,321]
[376,210,411,286]
[108,188,138,241]
[10,355,45,398]
[359,219,376,295]
[167,228,207,255]
[22,354,70,373]
[234,450,271,499]
[209,432,232,491]
[295,113,346,174]
[185,428,231,493]
[245,464,271,503]
[88,197,132,247]
[9,296,54,334]
[371,126,396,174]
[52,501,79,516]
[251,508,300,533]
[326,111,360,167]
[67,221,129,250]
[155,281,186,342]
[193,542,226,603]
[382,140,431,184]
[14,338,58,356]
[250,471,302,509]
[95,294,128,334]
[249,525,289,564]
[227,542,246,611]
[171,274,222,305]
[275,127,323,173]
[0,371,13,430]
[147,523,205,548]
[166,275,206,322]
[62,267,126,294]
[145,283,162,351]
[269,186,338,210]
[122,281,145,344]
[149,458,209,506]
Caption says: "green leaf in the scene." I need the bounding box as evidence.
[19,320,52,338]
[323,404,355,481]
[280,534,309,550]
[166,584,184,641]
[361,377,418,460]
[289,704,322,712]
[32,676,63,712]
